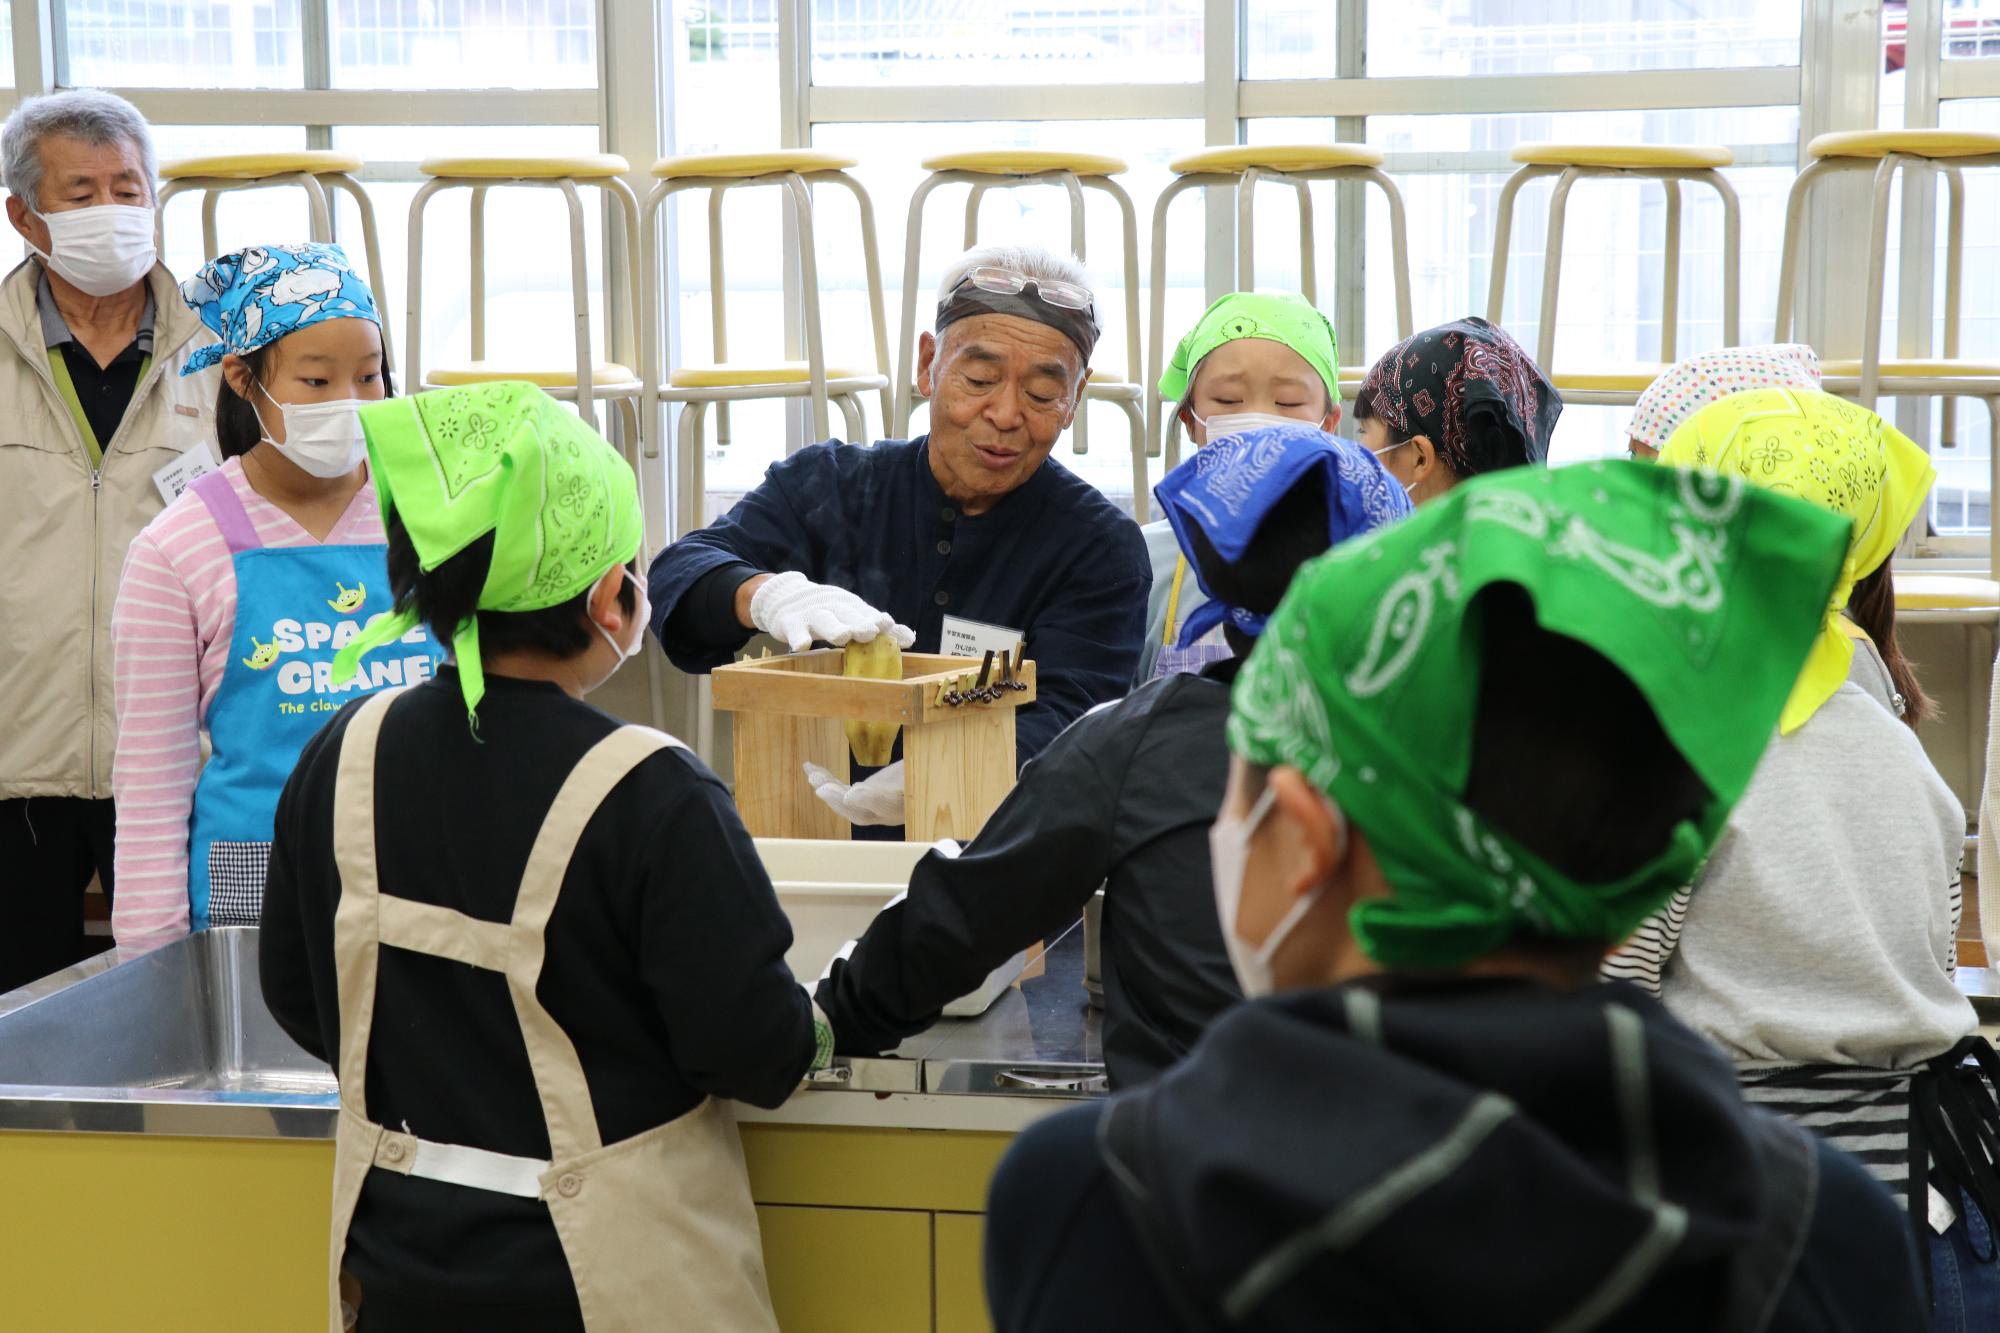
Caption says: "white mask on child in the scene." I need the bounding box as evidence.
[1192,411,1319,442]
[253,381,370,479]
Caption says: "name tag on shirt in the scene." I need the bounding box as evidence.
[939,615,1023,661]
[153,441,219,505]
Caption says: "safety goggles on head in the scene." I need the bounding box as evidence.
[958,265,1095,316]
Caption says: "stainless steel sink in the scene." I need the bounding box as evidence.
[0,927,336,1138]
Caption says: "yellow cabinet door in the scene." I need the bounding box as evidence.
[756,1203,933,1333]
[935,1211,993,1333]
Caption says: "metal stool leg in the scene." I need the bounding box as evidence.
[707,186,732,447]
[1700,169,1743,350]
[1943,166,1966,448]
[1363,167,1416,339]
[964,183,989,249]
[677,398,710,538]
[1145,175,1207,462]
[1115,395,1146,523]
[404,178,452,393]
[1294,179,1316,305]
[786,171,831,444]
[1236,166,1261,290]
[1859,155,1904,408]
[835,391,864,444]
[1535,167,1583,372]
[325,173,396,373]
[200,192,222,260]
[557,178,596,422]
[1660,179,1682,364]
[1486,165,1547,323]
[825,171,894,438]
[895,172,957,437]
[1774,158,1843,343]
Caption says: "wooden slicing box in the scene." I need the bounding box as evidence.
[710,649,1037,842]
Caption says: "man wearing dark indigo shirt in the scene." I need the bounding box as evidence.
[649,243,1150,828]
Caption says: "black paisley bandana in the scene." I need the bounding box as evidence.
[1358,316,1562,477]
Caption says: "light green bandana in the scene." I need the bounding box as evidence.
[1228,460,1849,969]
[1157,291,1338,407]
[331,382,643,719]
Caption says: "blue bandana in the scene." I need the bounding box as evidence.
[1155,422,1413,648]
[179,242,380,375]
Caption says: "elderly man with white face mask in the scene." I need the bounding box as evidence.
[0,88,218,992]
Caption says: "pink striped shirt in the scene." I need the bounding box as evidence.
[111,458,383,956]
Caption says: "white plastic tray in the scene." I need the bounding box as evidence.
[755,837,1027,1018]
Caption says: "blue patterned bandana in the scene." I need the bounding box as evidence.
[179,242,380,375]
[1154,421,1413,647]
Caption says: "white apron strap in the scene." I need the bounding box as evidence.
[330,688,408,1099]
[501,726,676,1158]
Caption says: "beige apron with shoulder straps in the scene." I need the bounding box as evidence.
[322,688,779,1333]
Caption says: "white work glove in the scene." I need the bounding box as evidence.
[749,571,916,653]
[803,759,906,827]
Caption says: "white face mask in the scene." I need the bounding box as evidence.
[253,380,370,479]
[28,204,157,298]
[1369,439,1419,498]
[1208,783,1343,999]
[591,568,650,669]
[1191,410,1318,443]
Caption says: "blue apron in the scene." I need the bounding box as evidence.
[185,471,443,929]
[1149,554,1233,681]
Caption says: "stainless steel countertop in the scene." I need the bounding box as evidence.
[0,923,1105,1141]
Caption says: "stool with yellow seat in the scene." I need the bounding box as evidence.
[404,154,642,427]
[1146,144,1414,469]
[406,155,664,727]
[1774,130,2000,569]
[157,151,394,366]
[1487,142,1742,407]
[638,150,892,540]
[891,151,1148,518]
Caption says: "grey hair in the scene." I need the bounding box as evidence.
[935,244,1091,306]
[3,89,157,211]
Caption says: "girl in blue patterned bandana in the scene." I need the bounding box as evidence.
[109,242,441,955]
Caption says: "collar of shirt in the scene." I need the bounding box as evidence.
[37,263,156,360]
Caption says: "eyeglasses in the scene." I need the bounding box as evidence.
[958,265,1095,315]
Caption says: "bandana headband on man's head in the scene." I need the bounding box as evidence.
[934,275,1101,362]
[1154,421,1411,648]
[1227,460,1849,969]
[179,242,380,375]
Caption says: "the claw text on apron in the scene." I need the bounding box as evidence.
[324,690,779,1333]
[185,470,440,928]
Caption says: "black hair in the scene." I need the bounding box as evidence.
[1348,389,1411,445]
[1183,476,1332,658]
[384,513,637,662]
[1462,583,1710,886]
[214,341,397,461]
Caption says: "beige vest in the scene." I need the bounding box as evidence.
[0,260,217,799]
[324,688,779,1332]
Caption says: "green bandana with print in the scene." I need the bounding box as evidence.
[1227,459,1848,969]
[331,381,643,719]
[1157,291,1339,407]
